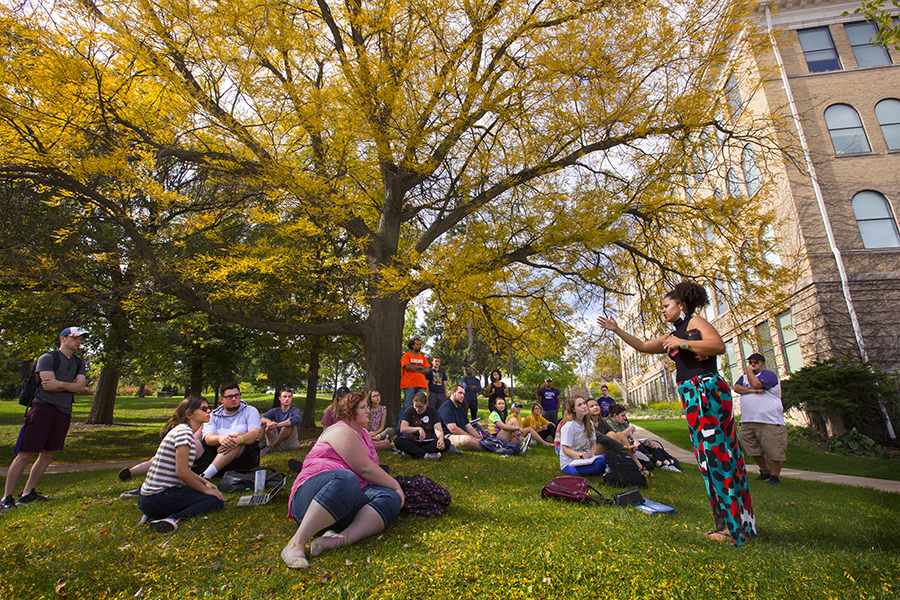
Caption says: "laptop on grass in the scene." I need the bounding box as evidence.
[236,475,286,507]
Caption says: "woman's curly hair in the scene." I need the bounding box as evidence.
[336,392,367,424]
[665,280,709,315]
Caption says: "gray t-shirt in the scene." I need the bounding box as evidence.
[34,350,85,415]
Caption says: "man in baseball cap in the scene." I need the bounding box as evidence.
[733,352,786,485]
[2,326,88,510]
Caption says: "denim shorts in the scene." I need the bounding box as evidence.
[290,469,401,531]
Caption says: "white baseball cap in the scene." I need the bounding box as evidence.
[60,327,90,339]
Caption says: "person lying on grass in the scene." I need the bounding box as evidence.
[281,392,404,569]
[137,395,224,533]
[509,403,554,447]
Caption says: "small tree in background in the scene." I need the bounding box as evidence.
[781,354,900,443]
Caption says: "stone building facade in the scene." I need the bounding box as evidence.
[617,0,900,406]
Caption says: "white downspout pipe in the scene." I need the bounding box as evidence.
[764,6,895,438]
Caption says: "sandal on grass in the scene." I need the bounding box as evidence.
[705,530,732,543]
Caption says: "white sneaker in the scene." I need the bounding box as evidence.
[661,465,681,473]
[423,453,442,461]
[148,517,178,533]
[520,433,532,454]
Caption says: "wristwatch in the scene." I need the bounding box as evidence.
[680,342,689,350]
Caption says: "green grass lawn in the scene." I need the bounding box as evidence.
[1,397,899,598]
[1,442,898,599]
[635,417,900,482]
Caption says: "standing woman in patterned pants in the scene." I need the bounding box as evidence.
[597,280,756,546]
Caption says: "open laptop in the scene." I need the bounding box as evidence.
[236,476,286,507]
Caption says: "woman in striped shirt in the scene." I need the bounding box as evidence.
[138,395,224,533]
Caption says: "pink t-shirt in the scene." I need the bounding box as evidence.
[287,422,379,514]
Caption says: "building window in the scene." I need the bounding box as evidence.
[824,104,871,154]
[741,145,762,196]
[715,279,729,315]
[726,168,742,198]
[798,27,842,73]
[723,339,740,385]
[725,73,743,122]
[844,22,892,67]
[755,322,779,376]
[875,98,900,150]
[852,190,900,248]
[776,310,803,373]
[761,224,782,266]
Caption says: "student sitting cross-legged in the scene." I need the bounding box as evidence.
[394,392,447,461]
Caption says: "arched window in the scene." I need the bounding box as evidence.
[742,145,762,196]
[726,168,742,198]
[824,104,871,154]
[875,98,900,150]
[852,191,900,248]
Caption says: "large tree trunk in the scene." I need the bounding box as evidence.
[364,294,406,426]
[86,363,119,424]
[189,354,203,395]
[302,337,323,428]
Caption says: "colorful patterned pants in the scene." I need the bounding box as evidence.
[678,373,756,546]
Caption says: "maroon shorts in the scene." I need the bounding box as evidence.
[19,403,72,453]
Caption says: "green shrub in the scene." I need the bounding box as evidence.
[780,354,900,443]
[826,428,886,457]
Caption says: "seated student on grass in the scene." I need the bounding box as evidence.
[558,396,605,475]
[138,395,224,533]
[281,393,404,569]
[521,402,556,444]
[192,383,262,480]
[395,392,447,460]
[509,403,554,447]
[590,401,651,478]
[363,390,394,451]
[260,388,302,456]
[321,386,351,427]
[489,397,527,444]
[117,422,204,498]
[605,404,680,471]
[438,385,484,452]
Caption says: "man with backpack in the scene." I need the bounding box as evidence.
[2,327,89,510]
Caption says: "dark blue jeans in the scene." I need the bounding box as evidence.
[138,486,224,521]
[290,469,401,531]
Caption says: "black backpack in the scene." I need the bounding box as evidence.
[603,450,648,488]
[19,350,83,408]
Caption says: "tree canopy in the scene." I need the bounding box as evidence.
[0,0,793,422]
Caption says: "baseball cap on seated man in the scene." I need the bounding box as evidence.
[60,327,90,339]
[747,353,766,363]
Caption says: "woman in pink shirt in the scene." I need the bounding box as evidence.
[281,393,405,569]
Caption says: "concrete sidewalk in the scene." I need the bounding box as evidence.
[633,425,900,494]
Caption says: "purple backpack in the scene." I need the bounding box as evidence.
[395,474,452,517]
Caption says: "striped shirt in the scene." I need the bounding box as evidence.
[140,424,196,496]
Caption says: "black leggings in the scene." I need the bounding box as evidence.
[393,437,440,458]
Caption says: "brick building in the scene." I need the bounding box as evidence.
[617,0,900,406]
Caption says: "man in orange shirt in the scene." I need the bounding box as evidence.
[398,338,430,430]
